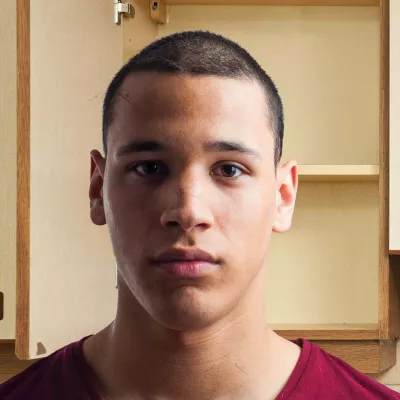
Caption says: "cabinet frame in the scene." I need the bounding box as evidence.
[16,0,30,360]
[13,0,399,372]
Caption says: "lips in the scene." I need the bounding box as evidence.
[151,248,220,278]
[153,247,217,263]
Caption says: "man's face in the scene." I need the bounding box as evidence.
[90,72,297,330]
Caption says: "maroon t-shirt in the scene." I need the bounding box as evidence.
[1,337,399,399]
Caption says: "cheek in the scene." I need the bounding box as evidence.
[218,184,276,257]
[103,173,157,249]
[105,172,154,219]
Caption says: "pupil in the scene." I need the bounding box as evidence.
[145,162,158,174]
[222,165,236,177]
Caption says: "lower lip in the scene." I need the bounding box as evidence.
[152,261,219,278]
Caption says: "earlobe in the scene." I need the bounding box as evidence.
[89,150,106,226]
[272,160,298,233]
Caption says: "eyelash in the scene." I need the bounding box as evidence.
[126,161,247,180]
[211,164,245,179]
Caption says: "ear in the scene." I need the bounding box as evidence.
[272,160,298,233]
[89,150,106,226]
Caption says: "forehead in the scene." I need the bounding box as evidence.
[108,72,273,151]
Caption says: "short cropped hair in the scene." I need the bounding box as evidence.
[102,30,284,165]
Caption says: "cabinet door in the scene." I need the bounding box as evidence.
[16,0,124,359]
[0,0,17,340]
[390,0,400,253]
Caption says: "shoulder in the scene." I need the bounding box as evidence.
[293,339,400,399]
[0,336,94,400]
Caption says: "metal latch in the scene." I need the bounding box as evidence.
[114,0,133,25]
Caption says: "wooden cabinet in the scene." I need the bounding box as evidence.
[1,0,399,374]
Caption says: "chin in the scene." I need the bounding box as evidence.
[149,286,223,331]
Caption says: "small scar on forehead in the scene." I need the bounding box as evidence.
[116,91,134,105]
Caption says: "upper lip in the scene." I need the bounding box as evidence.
[152,248,218,264]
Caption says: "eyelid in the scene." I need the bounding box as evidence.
[212,161,248,172]
[211,162,249,178]
[125,160,168,175]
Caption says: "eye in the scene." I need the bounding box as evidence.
[128,161,167,176]
[212,164,245,179]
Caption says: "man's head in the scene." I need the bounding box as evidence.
[89,31,297,331]
[103,31,284,166]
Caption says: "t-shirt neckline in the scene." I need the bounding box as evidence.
[70,336,311,400]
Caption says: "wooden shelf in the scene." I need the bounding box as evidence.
[0,342,35,381]
[271,323,380,340]
[316,340,396,374]
[150,0,380,23]
[161,0,379,6]
[298,164,379,181]
[272,324,396,373]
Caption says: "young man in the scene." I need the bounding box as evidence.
[1,31,399,400]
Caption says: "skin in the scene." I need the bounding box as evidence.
[86,72,299,399]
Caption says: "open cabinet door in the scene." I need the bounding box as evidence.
[390,0,400,254]
[17,0,126,360]
[0,0,17,340]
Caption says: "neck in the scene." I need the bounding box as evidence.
[85,277,300,400]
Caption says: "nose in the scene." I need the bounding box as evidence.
[160,176,214,233]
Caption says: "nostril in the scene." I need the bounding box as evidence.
[166,220,180,228]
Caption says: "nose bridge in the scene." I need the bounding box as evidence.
[174,166,203,206]
[161,165,213,231]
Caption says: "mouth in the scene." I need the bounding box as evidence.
[151,247,220,278]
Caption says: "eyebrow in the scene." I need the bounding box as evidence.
[116,139,262,160]
[116,140,167,157]
[205,140,262,160]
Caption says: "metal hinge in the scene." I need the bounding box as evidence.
[114,0,133,25]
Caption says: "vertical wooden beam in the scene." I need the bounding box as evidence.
[378,0,389,338]
[16,0,30,360]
